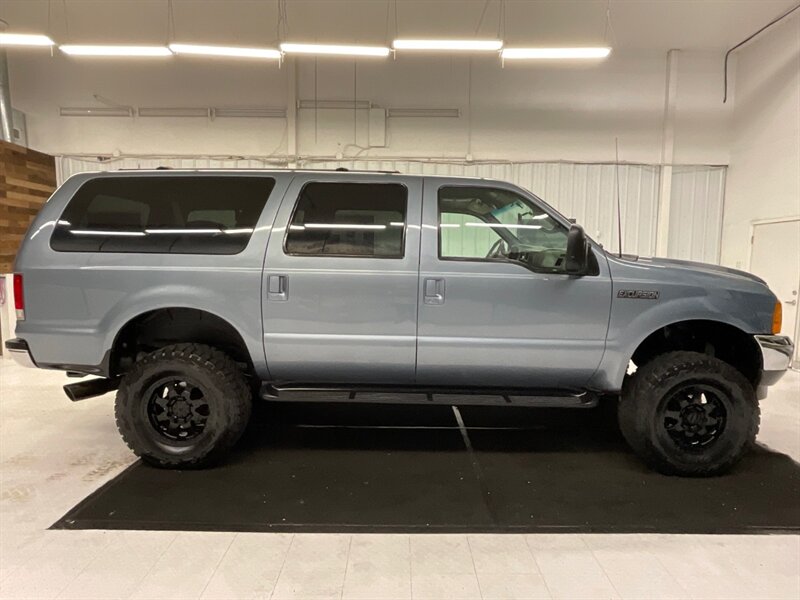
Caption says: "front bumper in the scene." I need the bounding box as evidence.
[755,334,794,390]
[4,338,37,369]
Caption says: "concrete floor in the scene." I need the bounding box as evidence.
[0,359,798,600]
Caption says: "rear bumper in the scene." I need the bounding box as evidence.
[4,338,37,369]
[755,335,794,396]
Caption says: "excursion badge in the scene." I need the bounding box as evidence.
[617,289,660,300]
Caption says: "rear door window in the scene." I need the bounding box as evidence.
[284,182,407,258]
[51,176,275,254]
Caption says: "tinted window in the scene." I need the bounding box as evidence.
[51,176,275,254]
[438,186,570,272]
[285,182,406,258]
[440,211,504,258]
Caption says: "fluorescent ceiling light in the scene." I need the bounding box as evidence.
[0,33,55,46]
[393,39,502,51]
[59,45,172,57]
[387,108,460,118]
[135,106,286,118]
[465,222,542,229]
[145,228,221,234]
[501,47,611,60]
[280,43,390,57]
[304,223,387,230]
[70,230,145,236]
[213,107,286,118]
[59,106,133,117]
[138,107,210,117]
[169,43,280,59]
[299,99,371,109]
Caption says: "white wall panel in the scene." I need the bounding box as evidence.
[667,166,726,263]
[14,48,733,165]
[722,12,800,271]
[57,156,281,182]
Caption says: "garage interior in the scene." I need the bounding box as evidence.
[1,1,799,599]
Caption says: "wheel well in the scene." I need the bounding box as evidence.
[631,320,761,386]
[110,308,253,377]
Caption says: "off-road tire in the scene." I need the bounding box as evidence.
[115,343,251,468]
[618,351,759,477]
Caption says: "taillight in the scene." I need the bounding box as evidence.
[12,273,24,321]
[772,300,782,335]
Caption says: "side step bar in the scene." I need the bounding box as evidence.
[64,377,120,402]
[259,383,598,408]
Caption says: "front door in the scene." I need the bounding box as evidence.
[262,174,422,384]
[416,178,612,389]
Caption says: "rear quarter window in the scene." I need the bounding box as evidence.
[50,176,275,254]
[284,182,407,258]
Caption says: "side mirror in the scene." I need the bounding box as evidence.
[565,224,589,275]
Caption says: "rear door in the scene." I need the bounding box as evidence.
[262,174,422,384]
[416,178,612,389]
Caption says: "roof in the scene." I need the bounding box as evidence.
[85,168,495,182]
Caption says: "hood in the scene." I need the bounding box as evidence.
[621,256,768,286]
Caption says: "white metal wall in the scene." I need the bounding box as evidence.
[56,156,281,183]
[667,166,726,264]
[57,157,724,261]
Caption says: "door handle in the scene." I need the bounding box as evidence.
[424,278,445,305]
[786,299,797,306]
[267,274,288,301]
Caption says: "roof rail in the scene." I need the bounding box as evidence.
[112,166,403,174]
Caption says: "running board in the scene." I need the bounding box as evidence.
[259,383,598,408]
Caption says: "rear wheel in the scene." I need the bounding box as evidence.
[115,343,251,468]
[618,351,759,476]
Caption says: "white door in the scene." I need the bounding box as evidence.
[750,219,800,364]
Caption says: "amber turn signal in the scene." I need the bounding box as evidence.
[772,301,783,335]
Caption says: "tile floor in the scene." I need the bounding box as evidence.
[0,359,798,599]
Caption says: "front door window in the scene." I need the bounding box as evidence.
[438,186,570,273]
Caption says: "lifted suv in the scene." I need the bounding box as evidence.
[6,170,794,475]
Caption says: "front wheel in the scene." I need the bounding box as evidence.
[115,343,251,469]
[618,351,759,477]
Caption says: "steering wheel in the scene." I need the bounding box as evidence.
[486,238,507,258]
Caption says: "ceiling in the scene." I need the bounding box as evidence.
[0,0,797,52]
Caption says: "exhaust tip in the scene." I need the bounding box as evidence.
[64,377,120,402]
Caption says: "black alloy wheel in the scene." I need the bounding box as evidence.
[145,378,211,442]
[661,384,727,450]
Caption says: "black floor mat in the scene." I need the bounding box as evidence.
[52,400,800,534]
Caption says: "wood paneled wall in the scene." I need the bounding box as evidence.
[0,141,57,272]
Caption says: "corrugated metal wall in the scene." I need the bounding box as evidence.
[667,166,726,264]
[56,156,279,183]
[57,156,725,262]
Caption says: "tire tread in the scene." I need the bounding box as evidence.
[114,343,251,468]
[618,351,759,476]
